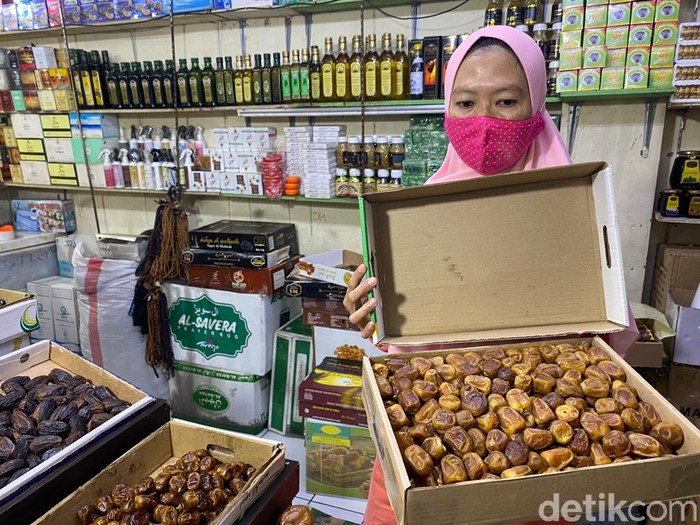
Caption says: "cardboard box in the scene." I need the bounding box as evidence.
[285,276,347,301]
[560,47,583,70]
[40,113,70,134]
[169,361,271,434]
[626,340,666,368]
[607,48,628,67]
[625,66,649,88]
[562,7,584,31]
[578,68,602,90]
[296,250,363,287]
[182,245,292,269]
[35,419,285,525]
[668,363,700,430]
[302,298,347,315]
[26,276,61,340]
[38,90,57,112]
[362,338,700,525]
[608,3,632,26]
[0,289,38,347]
[189,220,298,254]
[50,277,80,347]
[584,5,607,28]
[69,112,119,138]
[652,245,700,312]
[650,45,676,68]
[305,418,375,500]
[184,256,301,295]
[422,36,442,100]
[298,357,365,424]
[31,47,57,69]
[627,46,651,67]
[164,282,299,376]
[0,334,30,357]
[561,30,582,49]
[665,289,700,366]
[71,136,118,164]
[12,199,76,233]
[650,67,673,88]
[268,316,313,436]
[556,70,578,92]
[654,22,679,46]
[583,28,606,47]
[312,325,391,364]
[629,24,654,46]
[632,1,655,24]
[655,0,680,22]
[44,138,75,163]
[0,341,154,506]
[11,113,42,138]
[303,309,356,331]
[17,138,45,156]
[584,47,607,68]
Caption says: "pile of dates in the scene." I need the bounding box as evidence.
[0,369,131,488]
[373,342,685,486]
[78,449,256,525]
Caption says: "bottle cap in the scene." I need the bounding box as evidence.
[391,136,405,144]
[348,136,361,144]
[364,168,375,177]
[378,169,390,177]
[534,23,548,31]
[390,169,402,178]
[549,60,560,68]
[552,22,563,31]
[515,25,530,33]
[377,136,389,144]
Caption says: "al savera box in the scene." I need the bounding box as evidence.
[0,288,38,349]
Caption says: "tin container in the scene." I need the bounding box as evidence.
[658,188,682,216]
[670,150,700,190]
[681,190,700,218]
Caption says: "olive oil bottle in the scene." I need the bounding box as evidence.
[309,46,321,102]
[262,53,273,104]
[201,57,216,107]
[242,55,253,104]
[71,52,85,109]
[106,63,121,108]
[234,56,245,104]
[141,61,155,109]
[349,35,363,101]
[152,60,166,108]
[321,37,335,101]
[271,52,282,103]
[394,34,409,100]
[79,51,96,108]
[364,33,379,101]
[90,50,107,108]
[280,51,292,103]
[335,36,350,101]
[290,49,301,101]
[224,56,235,105]
[485,0,504,26]
[379,32,395,100]
[118,63,132,108]
[215,57,226,106]
[506,0,524,27]
[188,58,204,107]
[129,61,144,109]
[300,48,310,102]
[523,0,542,26]
[176,58,190,107]
[252,54,263,105]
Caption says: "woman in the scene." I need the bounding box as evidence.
[345,26,638,525]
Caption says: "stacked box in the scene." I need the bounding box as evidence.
[671,22,700,103]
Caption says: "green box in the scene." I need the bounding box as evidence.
[10,90,26,112]
[305,418,375,500]
[601,67,626,89]
[563,7,585,31]
[583,28,606,47]
[586,0,608,5]
[578,69,602,90]
[629,24,654,46]
[608,3,632,26]
[71,137,118,164]
[625,66,650,88]
[627,46,651,67]
[584,46,608,67]
[632,1,655,24]
[562,30,583,49]
[268,316,313,437]
[585,5,608,28]
[560,47,583,70]
[650,45,676,68]
[655,0,680,22]
[653,22,679,46]
[606,26,630,48]
[649,67,673,88]
[563,0,584,6]
[556,70,579,92]
[607,48,628,67]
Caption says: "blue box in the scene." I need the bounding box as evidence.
[17,0,33,30]
[69,112,120,137]
[114,0,134,20]
[151,0,167,16]
[79,0,99,22]
[2,3,18,31]
[96,0,116,21]
[30,0,49,28]
[213,0,232,8]
[63,0,82,24]
[130,0,151,18]
[173,0,212,14]
[12,199,77,234]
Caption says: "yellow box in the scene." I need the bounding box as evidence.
[584,46,608,68]
[563,7,585,30]
[562,30,583,49]
[38,90,57,112]
[583,28,606,47]
[627,46,651,67]
[48,162,78,180]
[9,164,23,183]
[4,126,17,148]
[608,3,632,26]
[607,48,628,67]
[625,66,650,88]
[585,5,608,28]
[50,177,78,186]
[556,71,579,92]
[655,0,680,22]
[649,67,674,88]
[650,45,676,68]
[632,1,655,24]
[40,114,70,131]
[653,22,679,46]
[578,68,602,90]
[53,91,75,112]
[17,138,45,154]
[560,47,583,70]
[606,26,630,48]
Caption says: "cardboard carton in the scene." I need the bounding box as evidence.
[12,199,76,233]
[296,249,364,287]
[285,276,347,301]
[189,220,298,254]
[651,245,700,312]
[665,289,700,366]
[0,289,38,348]
[312,325,387,363]
[668,363,700,429]
[26,276,63,340]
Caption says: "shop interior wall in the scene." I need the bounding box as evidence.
[6,1,684,304]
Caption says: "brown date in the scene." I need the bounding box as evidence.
[527,451,548,473]
[414,399,440,424]
[571,455,593,468]
[440,381,461,397]
[461,391,489,417]
[531,397,556,426]
[638,402,662,428]
[568,429,591,456]
[585,365,611,384]
[542,392,566,411]
[602,430,631,458]
[532,373,556,395]
[491,378,511,397]
[476,412,500,433]
[649,423,684,451]
[501,465,532,478]
[432,408,457,434]
[408,422,436,443]
[464,375,492,396]
[373,363,389,377]
[581,377,609,398]
[523,428,553,451]
[587,346,609,365]
[421,436,447,461]
[497,366,516,384]
[440,454,468,484]
[580,412,610,441]
[410,357,432,376]
[398,390,421,415]
[621,408,646,433]
[555,405,580,427]
[484,451,511,474]
[599,413,625,432]
[485,429,509,453]
[404,444,434,477]
[594,398,623,415]
[497,406,526,435]
[504,440,529,466]
[540,447,574,470]
[455,410,477,430]
[438,394,461,413]
[376,376,394,400]
[505,389,531,413]
[463,452,487,480]
[563,370,583,384]
[550,420,574,445]
[467,428,487,458]
[424,369,442,387]
[386,403,410,431]
[555,379,584,399]
[443,426,473,457]
[412,380,439,402]
[598,361,626,381]
[488,394,508,413]
[590,442,613,465]
[481,359,502,379]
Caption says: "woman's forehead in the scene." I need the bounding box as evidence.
[455,48,529,89]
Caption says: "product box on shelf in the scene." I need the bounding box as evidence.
[48,162,78,186]
[172,0,214,14]
[556,70,578,92]
[26,276,61,341]
[31,47,57,69]
[560,47,583,70]
[182,245,292,269]
[17,138,46,161]
[655,0,680,22]
[50,277,80,350]
[625,66,649,88]
[608,3,632,26]
[607,47,628,67]
[651,244,700,312]
[650,45,676,68]
[629,24,654,46]
[79,0,100,23]
[12,199,76,233]
[562,6,584,31]
[76,163,107,188]
[68,113,119,138]
[654,21,679,46]
[164,282,299,376]
[601,67,625,89]
[0,288,38,351]
[668,363,700,429]
[422,36,442,100]
[561,30,582,49]
[44,138,75,163]
[583,28,606,47]
[38,90,57,112]
[70,136,118,164]
[583,47,607,68]
[96,0,116,22]
[268,316,313,437]
[295,250,364,287]
[189,220,298,254]
[631,1,655,24]
[2,2,19,31]
[46,0,62,26]
[11,113,42,138]
[665,289,700,366]
[627,46,651,67]
[34,419,286,525]
[285,275,347,301]
[62,0,82,24]
[650,67,673,88]
[312,325,385,363]
[584,5,607,28]
[16,1,33,30]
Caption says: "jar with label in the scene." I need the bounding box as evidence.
[375,136,390,168]
[363,168,377,193]
[532,24,549,58]
[682,190,700,218]
[669,151,700,190]
[657,189,682,217]
[336,136,348,168]
[389,137,405,169]
[348,167,362,197]
[377,168,391,191]
[390,168,402,188]
[547,61,559,97]
[548,22,561,61]
[335,167,349,197]
[345,136,361,169]
[363,137,376,168]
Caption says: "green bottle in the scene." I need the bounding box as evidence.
[141,61,155,109]
[281,51,292,103]
[129,61,144,109]
[176,58,190,108]
[106,63,121,109]
[152,60,166,108]
[300,48,310,102]
[78,51,96,108]
[234,56,245,105]
[290,49,301,101]
[164,59,175,108]
[262,53,272,104]
[201,56,216,107]
[90,50,107,108]
[188,58,204,107]
[215,57,226,106]
[252,54,263,105]
[119,62,132,109]
[271,52,282,104]
[224,56,235,105]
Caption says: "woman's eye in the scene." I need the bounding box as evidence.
[497,99,519,107]
[455,100,474,109]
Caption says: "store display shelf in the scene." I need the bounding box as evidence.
[558,88,676,103]
[667,102,700,110]
[654,211,700,224]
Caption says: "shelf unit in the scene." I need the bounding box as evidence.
[654,211,700,225]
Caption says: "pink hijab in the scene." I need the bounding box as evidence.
[428,26,571,183]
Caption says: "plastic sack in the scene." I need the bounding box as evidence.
[72,241,169,400]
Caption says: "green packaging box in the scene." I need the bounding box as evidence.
[563,0,584,6]
[557,70,579,92]
[578,68,602,90]
[560,47,583,70]
[10,90,26,111]
[608,3,632,26]
[71,137,119,164]
[563,6,585,31]
[601,67,625,89]
[585,5,608,28]
[653,22,679,46]
[606,26,630,48]
[627,46,651,67]
[607,48,628,67]
[649,67,673,88]
[584,28,606,47]
[584,46,608,68]
[629,24,654,46]
[625,66,650,89]
[650,45,675,68]
[632,1,655,24]
[655,0,680,22]
[562,30,583,49]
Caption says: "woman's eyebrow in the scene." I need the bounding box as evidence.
[452,84,525,95]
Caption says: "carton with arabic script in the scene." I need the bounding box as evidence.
[189,220,298,254]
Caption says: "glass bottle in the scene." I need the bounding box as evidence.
[118,62,132,109]
[300,48,310,102]
[321,37,335,101]
[71,51,85,109]
[79,51,96,108]
[271,52,282,104]
[484,0,504,26]
[532,24,550,57]
[215,57,226,106]
[242,55,253,104]
[394,34,409,100]
[106,63,121,108]
[506,0,524,27]
[164,59,175,108]
[176,58,190,108]
[364,34,379,101]
[349,35,363,101]
[90,50,107,108]
[409,41,423,100]
[188,57,204,107]
[152,60,166,108]
[290,49,301,101]
[524,0,543,26]
[234,56,245,104]
[546,60,559,97]
[141,61,155,109]
[280,51,292,103]
[200,57,216,107]
[379,32,395,100]
[252,54,263,105]
[223,56,235,105]
[129,61,144,109]
[309,46,321,102]
[333,37,349,102]
[262,53,273,104]
[551,0,563,24]
[548,22,562,61]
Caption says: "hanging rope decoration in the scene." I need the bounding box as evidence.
[133,185,189,377]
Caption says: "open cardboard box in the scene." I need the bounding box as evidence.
[0,288,38,347]
[297,250,365,287]
[33,420,286,525]
[0,341,154,506]
[362,338,700,525]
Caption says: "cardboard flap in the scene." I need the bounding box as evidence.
[361,162,628,346]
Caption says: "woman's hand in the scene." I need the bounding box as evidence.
[343,263,379,340]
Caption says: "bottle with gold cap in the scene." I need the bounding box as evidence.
[379,32,395,100]
[394,34,409,100]
[335,36,350,102]
[281,51,292,103]
[484,0,504,26]
[309,46,321,101]
[300,48,310,102]
[349,35,363,101]
[506,0,524,27]
[523,0,542,26]
[242,54,253,104]
[234,55,245,104]
[252,54,263,105]
[321,37,335,101]
[364,33,379,101]
[291,49,301,101]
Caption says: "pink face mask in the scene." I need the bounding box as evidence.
[444,113,545,175]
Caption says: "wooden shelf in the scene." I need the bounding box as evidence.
[558,88,676,103]
[654,211,700,224]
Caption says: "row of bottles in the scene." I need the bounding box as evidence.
[484,0,562,28]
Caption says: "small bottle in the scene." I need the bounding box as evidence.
[300,49,311,102]
[281,51,292,103]
[375,136,390,168]
[309,46,322,102]
[290,50,301,101]
[118,62,132,109]
[348,168,362,198]
[106,63,121,109]
[215,57,226,106]
[377,168,391,191]
[363,168,377,193]
[551,0,563,24]
[336,136,348,168]
[112,149,124,189]
[345,136,361,168]
[389,137,405,169]
[548,22,562,61]
[390,168,402,188]
[201,56,216,107]
[547,60,559,97]
[515,24,530,35]
[271,52,283,104]
[90,50,107,108]
[224,56,235,105]
[252,54,263,105]
[321,37,335,101]
[379,32,395,100]
[484,0,504,26]
[532,24,550,58]
[100,148,115,188]
[363,137,375,168]
[524,0,543,26]
[335,167,349,198]
[409,41,424,100]
[262,53,273,104]
[506,0,524,27]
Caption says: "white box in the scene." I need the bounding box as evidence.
[44,138,75,163]
[27,276,63,340]
[213,128,230,148]
[0,289,38,348]
[297,250,364,287]
[19,161,50,185]
[312,325,385,364]
[31,47,58,69]
[75,163,107,188]
[0,334,30,357]
[50,277,79,345]
[665,289,700,366]
[164,283,300,376]
[206,171,222,192]
[248,173,263,196]
[11,113,43,139]
[189,170,206,192]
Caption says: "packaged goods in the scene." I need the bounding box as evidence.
[189,220,298,254]
[12,199,76,234]
[578,68,601,90]
[601,67,625,89]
